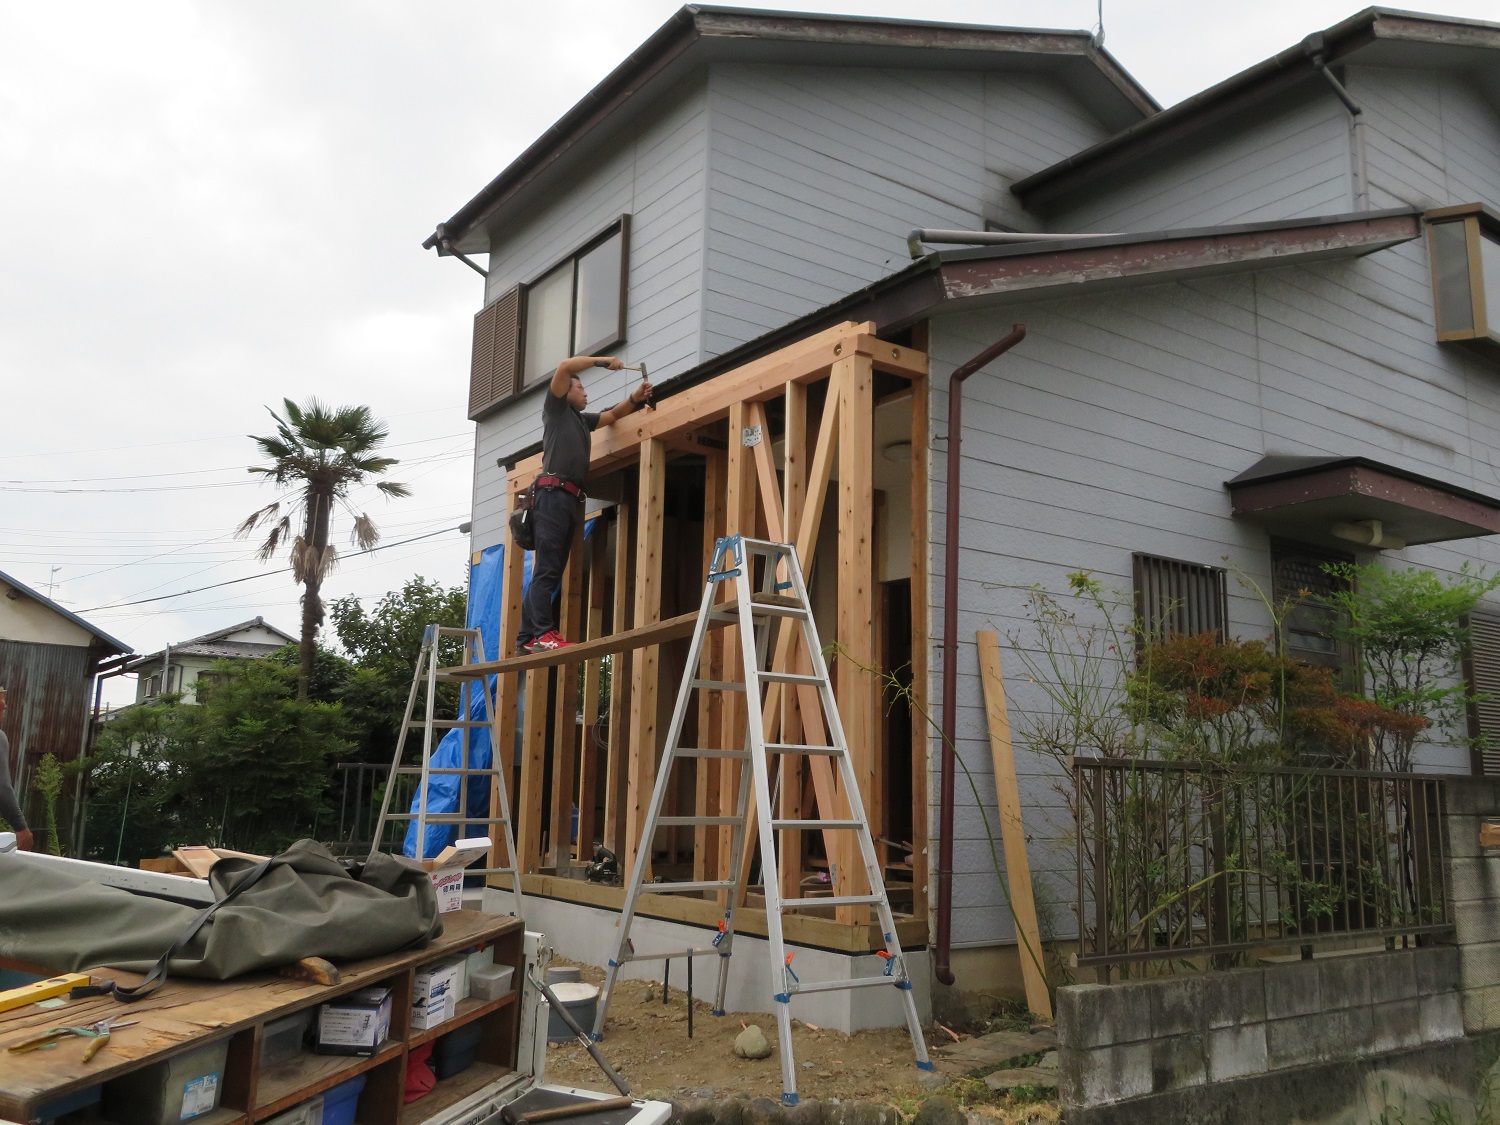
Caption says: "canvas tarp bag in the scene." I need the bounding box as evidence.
[509,481,537,551]
[0,839,442,998]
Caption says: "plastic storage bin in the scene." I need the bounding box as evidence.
[321,1073,367,1125]
[104,1038,230,1125]
[260,1009,314,1069]
[432,1021,485,1080]
[468,963,514,1001]
[263,1094,323,1125]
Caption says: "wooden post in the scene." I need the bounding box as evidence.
[719,404,756,884]
[516,669,548,873]
[548,515,586,870]
[490,483,527,877]
[976,630,1052,1021]
[694,451,726,883]
[625,438,666,877]
[603,502,633,855]
[577,527,609,861]
[836,353,875,918]
[909,373,931,922]
[780,382,807,903]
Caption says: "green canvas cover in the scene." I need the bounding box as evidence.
[0,840,441,979]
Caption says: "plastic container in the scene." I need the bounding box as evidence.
[545,982,599,1043]
[545,966,581,985]
[432,1021,485,1080]
[321,1073,367,1125]
[35,1083,101,1124]
[104,1038,230,1125]
[260,1009,314,1069]
[262,1094,323,1125]
[469,963,514,1002]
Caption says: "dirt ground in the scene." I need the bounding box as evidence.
[541,962,1059,1124]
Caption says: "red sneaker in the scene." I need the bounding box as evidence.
[525,630,576,652]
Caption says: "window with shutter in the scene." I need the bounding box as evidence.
[1466,610,1500,776]
[468,286,522,420]
[1132,553,1228,644]
[1270,540,1353,674]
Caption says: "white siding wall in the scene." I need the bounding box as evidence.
[701,65,1110,356]
[1352,66,1500,213]
[469,77,712,549]
[927,236,1500,946]
[1047,89,1354,233]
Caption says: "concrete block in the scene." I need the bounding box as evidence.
[1149,1033,1205,1093]
[1059,1042,1152,1109]
[1367,950,1417,1005]
[1454,899,1500,945]
[1368,998,1422,1054]
[1266,1012,1334,1070]
[1149,976,1204,1039]
[1317,956,1372,1010]
[1444,815,1493,858]
[1264,960,1322,1020]
[1057,983,1152,1049]
[1206,1024,1267,1083]
[1329,1005,1374,1059]
[1462,983,1500,1035]
[1415,945,1461,996]
[1447,856,1500,903]
[1459,941,1500,992]
[1419,989,1465,1041]
[1443,777,1500,816]
[1203,968,1265,1029]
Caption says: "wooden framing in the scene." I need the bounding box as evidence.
[467,322,932,950]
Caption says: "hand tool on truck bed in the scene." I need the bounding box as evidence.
[501,1096,636,1125]
[7,1016,139,1062]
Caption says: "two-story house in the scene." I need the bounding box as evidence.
[424,5,1500,1031]
[125,617,296,705]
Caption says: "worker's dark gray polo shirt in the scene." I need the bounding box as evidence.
[540,389,600,486]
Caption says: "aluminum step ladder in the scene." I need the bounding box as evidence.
[369,625,524,921]
[589,536,931,1105]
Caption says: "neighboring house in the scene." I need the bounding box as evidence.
[125,617,296,705]
[424,1,1500,1049]
[0,567,131,842]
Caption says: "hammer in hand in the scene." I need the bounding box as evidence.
[594,359,654,410]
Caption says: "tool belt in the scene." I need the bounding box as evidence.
[535,475,584,500]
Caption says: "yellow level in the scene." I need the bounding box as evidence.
[0,973,89,1015]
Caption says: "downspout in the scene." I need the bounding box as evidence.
[935,324,1028,987]
[1306,35,1368,211]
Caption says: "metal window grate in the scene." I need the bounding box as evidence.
[1132,553,1228,642]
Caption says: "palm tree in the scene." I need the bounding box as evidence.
[238,399,410,700]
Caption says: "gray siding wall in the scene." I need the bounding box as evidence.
[927,236,1500,947]
[701,65,1111,356]
[1046,88,1354,233]
[1351,66,1500,214]
[469,77,712,549]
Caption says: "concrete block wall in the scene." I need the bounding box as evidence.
[1444,777,1500,1035]
[1056,948,1465,1113]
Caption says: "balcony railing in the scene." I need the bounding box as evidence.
[1074,757,1452,977]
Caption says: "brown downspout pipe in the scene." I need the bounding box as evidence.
[935,324,1027,987]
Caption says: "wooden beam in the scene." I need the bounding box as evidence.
[603,502,633,854]
[576,527,609,859]
[779,382,807,903]
[719,404,757,885]
[909,373,931,923]
[694,451,726,883]
[976,630,1052,1022]
[625,438,666,878]
[548,515,586,869]
[746,401,785,542]
[837,352,876,921]
[490,480,527,874]
[852,334,928,379]
[516,668,548,873]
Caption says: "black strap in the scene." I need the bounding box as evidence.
[111,856,278,1003]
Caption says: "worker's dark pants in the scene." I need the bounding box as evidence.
[517,486,579,648]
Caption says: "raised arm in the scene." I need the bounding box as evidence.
[550,354,622,398]
[598,380,656,427]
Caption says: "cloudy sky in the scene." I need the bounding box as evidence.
[3,0,1495,707]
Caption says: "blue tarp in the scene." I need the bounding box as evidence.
[403,517,600,858]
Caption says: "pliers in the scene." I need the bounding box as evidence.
[7,1016,139,1062]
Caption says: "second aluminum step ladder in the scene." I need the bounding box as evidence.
[590,535,931,1105]
[369,625,525,921]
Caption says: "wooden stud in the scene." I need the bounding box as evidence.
[694,450,726,883]
[490,480,527,873]
[548,515,586,870]
[976,630,1052,1021]
[837,352,876,920]
[908,370,931,923]
[719,403,757,885]
[576,526,609,862]
[780,382,807,903]
[604,501,633,854]
[625,438,665,877]
[516,668,548,873]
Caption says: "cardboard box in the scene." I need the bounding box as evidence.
[421,837,491,914]
[412,959,466,1031]
[316,987,392,1056]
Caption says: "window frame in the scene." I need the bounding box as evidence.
[1269,538,1355,676]
[1425,204,1500,358]
[518,215,631,389]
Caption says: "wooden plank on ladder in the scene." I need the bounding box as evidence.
[976,629,1052,1021]
[625,437,665,878]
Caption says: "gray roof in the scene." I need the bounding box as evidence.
[124,616,295,671]
[0,567,131,655]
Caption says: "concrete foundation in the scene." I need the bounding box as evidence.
[483,887,932,1033]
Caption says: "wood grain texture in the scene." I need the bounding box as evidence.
[625,438,666,877]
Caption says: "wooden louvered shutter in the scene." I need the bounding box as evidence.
[1132,553,1229,644]
[468,286,522,420]
[1466,611,1500,775]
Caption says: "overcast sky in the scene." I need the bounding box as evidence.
[3,0,1496,707]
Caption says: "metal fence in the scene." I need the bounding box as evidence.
[1074,757,1452,976]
